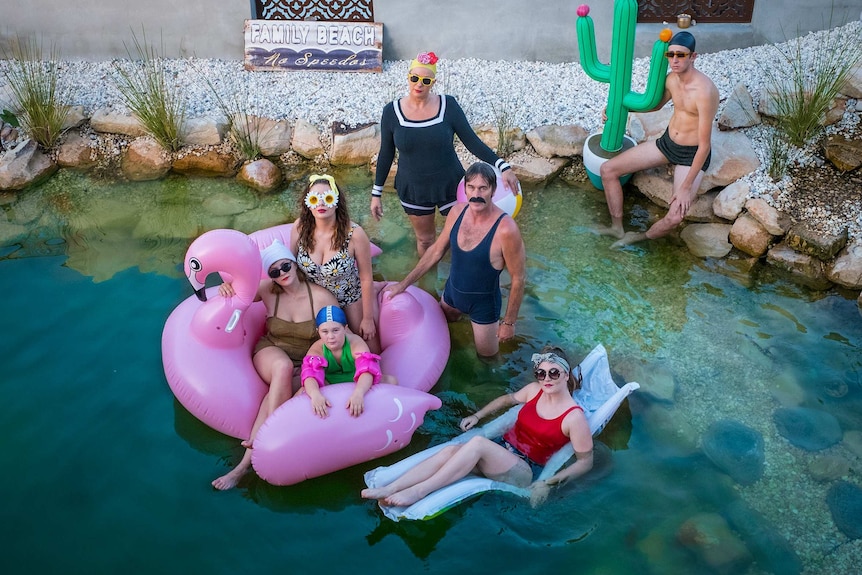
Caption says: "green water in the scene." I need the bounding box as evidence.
[2,169,860,574]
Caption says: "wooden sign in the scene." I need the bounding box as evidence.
[244,20,383,72]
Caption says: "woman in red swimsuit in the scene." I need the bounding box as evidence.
[361,346,594,507]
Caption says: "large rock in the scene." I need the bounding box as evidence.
[291,119,325,159]
[62,105,87,130]
[808,454,852,482]
[784,222,848,260]
[228,114,290,157]
[90,107,148,137]
[0,219,28,245]
[510,155,569,186]
[826,481,862,540]
[685,190,721,222]
[680,223,733,258]
[766,243,832,290]
[759,85,846,125]
[744,198,791,235]
[628,108,673,142]
[773,407,843,451]
[182,115,227,147]
[57,132,98,170]
[632,167,720,221]
[846,430,862,460]
[237,158,282,192]
[121,137,172,181]
[677,512,752,573]
[712,179,750,221]
[841,62,862,98]
[475,124,526,154]
[631,130,760,204]
[330,122,379,166]
[255,117,293,157]
[700,130,761,190]
[723,499,802,575]
[701,419,765,485]
[613,357,676,402]
[172,148,239,177]
[638,404,700,456]
[718,83,760,130]
[729,213,773,257]
[0,139,58,190]
[826,242,862,289]
[525,124,589,158]
[822,133,862,172]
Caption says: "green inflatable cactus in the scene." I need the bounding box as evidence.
[576,1,671,153]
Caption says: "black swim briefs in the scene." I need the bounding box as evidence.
[656,128,711,171]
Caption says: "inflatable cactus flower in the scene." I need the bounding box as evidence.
[576,1,672,153]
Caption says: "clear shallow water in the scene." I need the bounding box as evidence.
[2,170,860,574]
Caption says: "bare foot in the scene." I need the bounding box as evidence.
[211,465,248,491]
[611,231,647,248]
[361,485,398,500]
[596,225,625,239]
[383,486,425,507]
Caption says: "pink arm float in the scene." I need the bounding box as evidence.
[301,355,328,387]
[354,352,382,385]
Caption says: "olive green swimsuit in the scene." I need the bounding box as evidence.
[253,283,319,367]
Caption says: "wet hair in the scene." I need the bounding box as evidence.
[296,176,352,252]
[463,162,497,192]
[537,345,579,393]
[669,31,696,53]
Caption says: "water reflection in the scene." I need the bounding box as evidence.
[2,168,861,574]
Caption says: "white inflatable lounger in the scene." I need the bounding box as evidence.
[363,343,640,521]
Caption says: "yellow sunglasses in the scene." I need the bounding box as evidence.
[408,74,435,86]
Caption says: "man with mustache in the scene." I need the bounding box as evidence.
[384,162,526,357]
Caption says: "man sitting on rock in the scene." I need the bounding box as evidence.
[599,31,720,247]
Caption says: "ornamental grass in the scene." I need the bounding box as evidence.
[113,30,186,152]
[763,17,862,147]
[1,38,70,149]
[201,79,265,162]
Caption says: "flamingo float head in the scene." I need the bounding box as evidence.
[184,229,262,348]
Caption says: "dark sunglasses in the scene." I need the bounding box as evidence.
[535,368,562,381]
[408,74,435,86]
[268,261,293,278]
[665,51,691,59]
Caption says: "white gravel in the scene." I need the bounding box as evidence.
[5,21,862,238]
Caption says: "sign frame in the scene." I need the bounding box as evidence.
[244,20,383,72]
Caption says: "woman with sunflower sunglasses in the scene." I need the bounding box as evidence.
[362,345,593,508]
[291,174,380,353]
[212,240,340,491]
[371,51,521,257]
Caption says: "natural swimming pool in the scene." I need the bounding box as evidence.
[2,169,860,574]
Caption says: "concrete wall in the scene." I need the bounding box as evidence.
[1,0,860,62]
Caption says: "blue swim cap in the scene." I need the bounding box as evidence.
[315,305,348,327]
[669,31,696,52]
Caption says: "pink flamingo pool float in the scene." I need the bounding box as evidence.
[162,224,449,485]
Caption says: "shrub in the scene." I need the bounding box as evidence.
[1,38,69,149]
[490,100,515,157]
[113,30,186,152]
[766,129,791,181]
[195,70,267,162]
[763,19,862,147]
